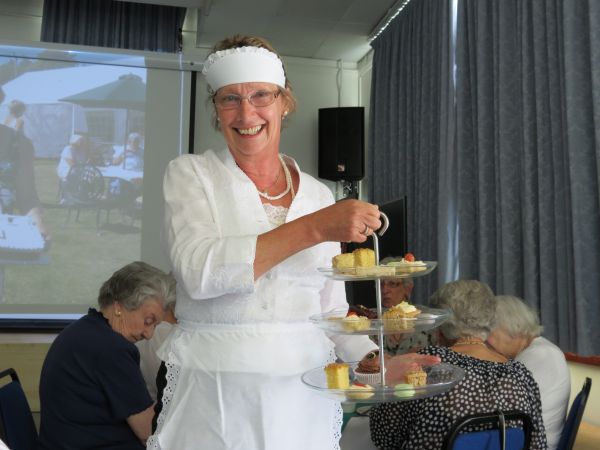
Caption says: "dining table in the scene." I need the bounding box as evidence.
[98,166,143,183]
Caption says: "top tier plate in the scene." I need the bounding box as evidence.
[318,261,437,281]
[310,305,450,335]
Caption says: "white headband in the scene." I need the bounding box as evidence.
[202,46,286,92]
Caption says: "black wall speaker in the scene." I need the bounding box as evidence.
[318,107,365,181]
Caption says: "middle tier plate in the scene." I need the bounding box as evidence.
[310,305,450,335]
[317,261,437,281]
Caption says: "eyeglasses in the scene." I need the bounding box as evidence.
[382,280,411,288]
[213,90,281,110]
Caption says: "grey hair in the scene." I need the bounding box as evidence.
[98,261,176,311]
[429,280,496,340]
[494,295,543,338]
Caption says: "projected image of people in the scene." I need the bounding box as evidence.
[0,87,49,301]
[113,132,144,171]
[0,52,154,313]
[56,133,91,182]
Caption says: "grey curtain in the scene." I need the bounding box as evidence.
[455,0,600,354]
[369,0,453,303]
[41,0,186,53]
[370,0,600,354]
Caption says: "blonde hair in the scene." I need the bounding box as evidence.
[206,34,297,130]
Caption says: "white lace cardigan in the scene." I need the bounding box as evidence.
[162,148,377,362]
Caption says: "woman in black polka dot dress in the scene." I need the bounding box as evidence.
[369,280,547,450]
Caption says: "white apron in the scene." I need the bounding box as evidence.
[147,321,343,450]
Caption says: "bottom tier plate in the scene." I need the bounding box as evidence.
[301,362,464,403]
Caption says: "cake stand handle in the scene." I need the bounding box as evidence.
[372,211,389,386]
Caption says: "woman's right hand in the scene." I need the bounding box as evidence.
[384,353,441,385]
[311,199,381,243]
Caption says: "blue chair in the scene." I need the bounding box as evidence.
[0,368,38,450]
[557,377,592,450]
[443,410,532,450]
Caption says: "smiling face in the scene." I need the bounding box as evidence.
[112,298,165,343]
[215,82,288,161]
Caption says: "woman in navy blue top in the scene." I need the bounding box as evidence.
[37,261,176,450]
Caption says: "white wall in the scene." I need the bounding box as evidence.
[0,0,43,42]
[568,362,600,426]
[0,2,370,192]
[358,51,374,200]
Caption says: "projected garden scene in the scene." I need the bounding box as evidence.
[0,55,146,308]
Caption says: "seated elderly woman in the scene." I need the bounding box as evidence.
[37,261,176,450]
[369,280,547,450]
[488,295,570,450]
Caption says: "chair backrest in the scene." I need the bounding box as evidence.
[63,164,105,203]
[557,377,592,450]
[0,368,38,450]
[443,410,533,450]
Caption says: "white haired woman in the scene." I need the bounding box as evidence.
[37,262,176,450]
[487,295,570,449]
[369,280,548,450]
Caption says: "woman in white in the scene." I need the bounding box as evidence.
[487,295,571,450]
[147,34,403,450]
[56,133,90,181]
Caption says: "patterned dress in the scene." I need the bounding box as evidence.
[369,346,547,449]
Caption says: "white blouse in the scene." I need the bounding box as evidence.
[162,148,376,362]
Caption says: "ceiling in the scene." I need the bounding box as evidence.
[129,0,402,62]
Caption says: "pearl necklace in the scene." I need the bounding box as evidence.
[256,163,281,196]
[257,154,294,201]
[454,337,487,347]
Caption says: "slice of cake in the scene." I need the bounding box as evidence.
[353,248,375,267]
[324,363,350,389]
[405,367,427,387]
[383,302,421,331]
[332,253,354,269]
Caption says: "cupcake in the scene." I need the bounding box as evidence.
[342,313,371,332]
[383,301,421,319]
[382,301,421,331]
[354,351,386,385]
